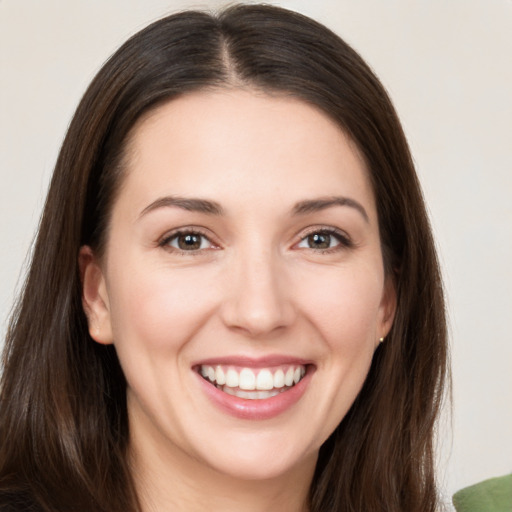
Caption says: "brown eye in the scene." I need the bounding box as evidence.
[177,234,202,250]
[296,229,351,251]
[307,233,332,249]
[164,231,211,251]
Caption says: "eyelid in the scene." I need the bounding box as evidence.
[158,226,219,253]
[294,225,353,251]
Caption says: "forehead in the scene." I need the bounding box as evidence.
[118,88,376,220]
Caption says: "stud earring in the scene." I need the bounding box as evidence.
[379,337,385,343]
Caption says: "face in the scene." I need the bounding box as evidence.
[81,89,395,484]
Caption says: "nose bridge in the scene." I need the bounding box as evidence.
[222,238,294,336]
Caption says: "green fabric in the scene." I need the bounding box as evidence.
[453,474,512,512]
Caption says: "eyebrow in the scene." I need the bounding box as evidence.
[138,194,369,222]
[292,196,369,222]
[139,196,224,218]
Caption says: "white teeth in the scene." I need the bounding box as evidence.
[239,368,256,390]
[285,367,294,386]
[219,387,283,400]
[256,389,281,399]
[225,368,239,388]
[215,366,226,385]
[223,386,236,396]
[199,364,308,396]
[256,369,274,390]
[273,369,285,388]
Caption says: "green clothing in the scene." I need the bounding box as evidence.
[453,474,512,512]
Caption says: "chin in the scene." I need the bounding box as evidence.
[208,449,316,483]
[186,426,320,483]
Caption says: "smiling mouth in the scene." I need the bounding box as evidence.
[198,364,307,400]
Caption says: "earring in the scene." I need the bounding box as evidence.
[379,337,385,343]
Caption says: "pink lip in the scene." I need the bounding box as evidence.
[194,363,314,421]
[193,355,312,368]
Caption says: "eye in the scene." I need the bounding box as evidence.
[296,228,351,251]
[161,230,215,252]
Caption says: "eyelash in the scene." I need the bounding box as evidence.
[296,227,353,253]
[158,226,353,255]
[159,229,216,255]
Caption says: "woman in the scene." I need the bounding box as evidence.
[0,4,448,511]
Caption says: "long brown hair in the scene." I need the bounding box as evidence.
[0,5,448,511]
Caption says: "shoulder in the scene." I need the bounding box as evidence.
[453,473,512,512]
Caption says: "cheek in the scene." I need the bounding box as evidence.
[104,262,221,427]
[106,262,218,353]
[297,264,384,347]
[296,266,383,438]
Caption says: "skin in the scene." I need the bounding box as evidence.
[81,89,396,511]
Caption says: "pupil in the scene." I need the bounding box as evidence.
[178,234,201,250]
[309,233,330,249]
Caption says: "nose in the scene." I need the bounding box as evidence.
[220,247,296,338]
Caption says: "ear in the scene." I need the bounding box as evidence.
[79,246,113,345]
[376,275,397,346]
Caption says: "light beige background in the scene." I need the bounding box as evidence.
[1,0,511,507]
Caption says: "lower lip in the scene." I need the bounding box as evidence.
[195,368,313,420]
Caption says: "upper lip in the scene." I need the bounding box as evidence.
[192,355,314,369]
